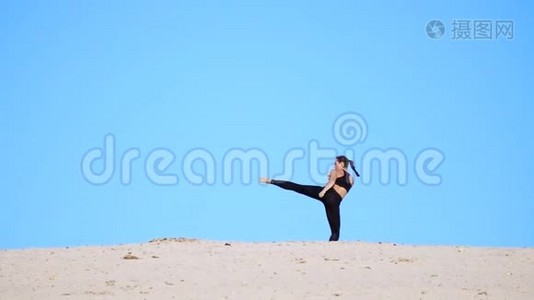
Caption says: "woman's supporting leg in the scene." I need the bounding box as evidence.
[270,180,323,201]
[323,191,342,241]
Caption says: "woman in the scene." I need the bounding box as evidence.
[260,155,360,241]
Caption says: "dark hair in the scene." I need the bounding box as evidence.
[336,155,360,177]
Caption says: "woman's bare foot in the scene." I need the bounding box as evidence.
[259,177,271,184]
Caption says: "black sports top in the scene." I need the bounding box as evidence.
[334,170,352,191]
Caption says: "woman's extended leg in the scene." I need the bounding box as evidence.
[260,177,343,241]
[262,178,322,201]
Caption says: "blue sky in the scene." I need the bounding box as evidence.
[1,1,533,249]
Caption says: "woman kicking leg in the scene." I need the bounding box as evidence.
[259,155,360,241]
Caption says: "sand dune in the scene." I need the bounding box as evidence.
[1,238,533,299]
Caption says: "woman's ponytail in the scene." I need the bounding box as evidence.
[349,160,360,177]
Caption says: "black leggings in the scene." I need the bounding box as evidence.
[270,180,343,241]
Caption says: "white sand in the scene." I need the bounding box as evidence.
[1,238,533,299]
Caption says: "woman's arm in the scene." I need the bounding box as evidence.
[319,170,337,198]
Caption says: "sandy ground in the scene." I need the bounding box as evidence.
[1,238,533,299]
